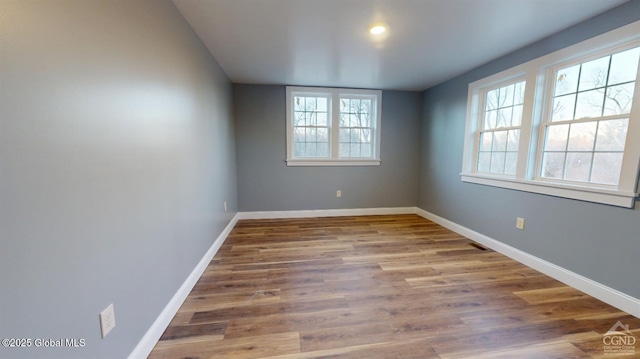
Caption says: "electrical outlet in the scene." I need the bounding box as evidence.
[336,190,342,198]
[224,201,227,212]
[516,217,525,230]
[99,303,116,338]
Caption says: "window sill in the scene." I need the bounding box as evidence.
[286,159,381,167]
[460,173,638,208]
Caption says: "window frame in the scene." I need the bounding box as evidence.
[286,86,382,166]
[461,20,640,208]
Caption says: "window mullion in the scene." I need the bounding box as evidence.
[482,125,522,132]
[331,92,340,159]
[599,57,614,117]
[517,70,538,179]
[546,113,629,125]
[587,121,600,182]
[572,65,582,119]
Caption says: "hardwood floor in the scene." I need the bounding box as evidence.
[149,215,639,358]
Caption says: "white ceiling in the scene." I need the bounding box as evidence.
[173,0,627,91]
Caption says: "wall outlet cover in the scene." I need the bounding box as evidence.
[99,303,116,338]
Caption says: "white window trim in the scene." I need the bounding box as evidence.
[462,20,640,208]
[285,159,381,166]
[286,86,382,166]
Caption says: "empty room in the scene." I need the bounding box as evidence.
[2,0,640,358]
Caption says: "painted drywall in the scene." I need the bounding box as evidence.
[0,1,237,358]
[234,85,421,211]
[418,0,640,299]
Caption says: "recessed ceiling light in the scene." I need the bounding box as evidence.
[370,25,386,35]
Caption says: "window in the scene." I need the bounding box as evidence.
[477,80,526,175]
[462,20,640,208]
[540,47,638,185]
[286,87,381,166]
[289,93,330,158]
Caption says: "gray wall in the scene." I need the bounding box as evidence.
[234,85,421,211]
[419,0,640,298]
[0,1,237,358]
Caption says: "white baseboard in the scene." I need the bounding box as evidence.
[415,207,640,318]
[238,206,416,220]
[128,213,239,359]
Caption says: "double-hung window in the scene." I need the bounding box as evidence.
[477,80,526,175]
[462,20,640,208]
[286,87,382,166]
[540,47,638,186]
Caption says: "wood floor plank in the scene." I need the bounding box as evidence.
[149,214,638,359]
[299,322,394,352]
[224,306,392,340]
[259,337,439,359]
[159,322,228,341]
[429,320,597,356]
[180,289,281,312]
[150,332,300,359]
[439,341,592,359]
[514,286,590,304]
